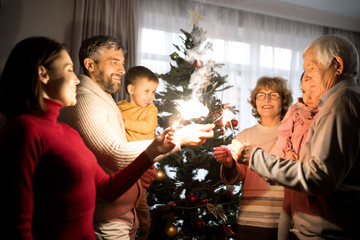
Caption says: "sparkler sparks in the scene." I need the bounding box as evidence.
[221,109,235,126]
[176,98,209,120]
[170,8,234,132]
[213,109,235,126]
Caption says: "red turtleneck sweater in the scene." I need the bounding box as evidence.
[0,99,153,240]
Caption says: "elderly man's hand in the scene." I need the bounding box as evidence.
[229,139,254,165]
[175,123,215,146]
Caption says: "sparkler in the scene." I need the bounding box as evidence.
[172,97,209,129]
[220,109,235,129]
[169,17,232,137]
[176,98,209,120]
[212,108,236,142]
[169,97,210,143]
[213,109,235,128]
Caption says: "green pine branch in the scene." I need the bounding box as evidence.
[148,24,240,240]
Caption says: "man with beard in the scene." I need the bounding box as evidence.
[59,35,214,240]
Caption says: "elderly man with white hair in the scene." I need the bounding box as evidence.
[229,35,360,239]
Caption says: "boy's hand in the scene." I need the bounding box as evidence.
[175,123,215,146]
[145,124,215,161]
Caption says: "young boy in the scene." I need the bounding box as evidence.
[117,66,159,240]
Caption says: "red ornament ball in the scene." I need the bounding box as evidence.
[195,219,206,229]
[231,118,238,127]
[187,194,198,204]
[228,191,234,197]
[194,60,203,68]
[200,198,209,204]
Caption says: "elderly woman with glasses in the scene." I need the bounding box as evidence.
[213,76,292,240]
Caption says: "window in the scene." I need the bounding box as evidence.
[137,2,321,129]
[138,26,303,128]
[260,45,292,70]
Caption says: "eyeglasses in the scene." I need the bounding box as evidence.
[255,92,281,101]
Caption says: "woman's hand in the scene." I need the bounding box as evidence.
[213,147,234,168]
[229,139,254,165]
[175,123,215,146]
[145,128,176,160]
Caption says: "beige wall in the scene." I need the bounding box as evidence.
[0,0,75,69]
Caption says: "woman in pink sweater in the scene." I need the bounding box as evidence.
[0,37,214,240]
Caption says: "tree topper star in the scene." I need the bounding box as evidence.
[188,5,203,27]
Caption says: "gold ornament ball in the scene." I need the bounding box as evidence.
[164,224,178,238]
[170,52,179,60]
[155,169,166,182]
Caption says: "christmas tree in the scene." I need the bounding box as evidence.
[147,6,241,239]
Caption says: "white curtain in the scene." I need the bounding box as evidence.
[239,12,323,128]
[138,0,323,129]
[69,0,359,129]
[326,27,360,85]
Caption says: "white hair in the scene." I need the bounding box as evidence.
[303,35,359,79]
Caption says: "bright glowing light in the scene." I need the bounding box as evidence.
[221,109,235,126]
[176,99,209,120]
[172,118,182,129]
